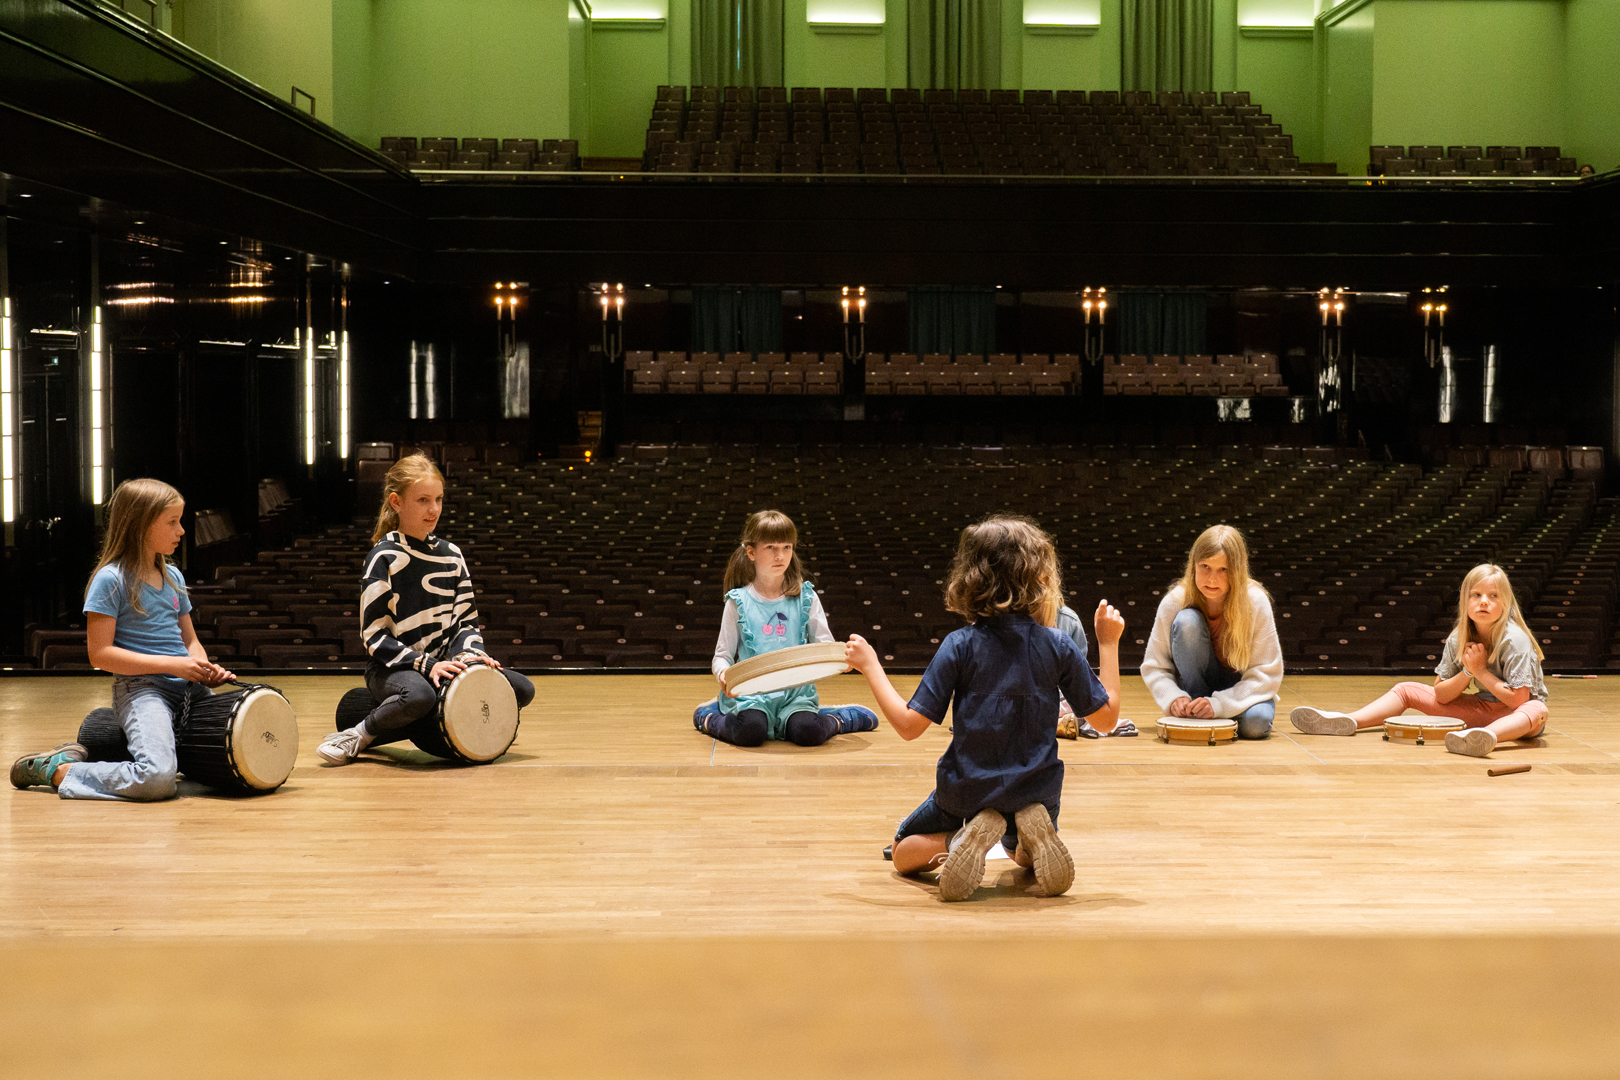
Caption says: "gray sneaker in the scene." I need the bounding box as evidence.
[1014,803,1074,897]
[937,808,1005,902]
[1445,728,1497,758]
[316,728,366,765]
[1290,706,1357,736]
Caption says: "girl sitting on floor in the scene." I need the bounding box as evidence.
[1140,524,1282,739]
[11,478,234,801]
[694,509,876,748]
[318,452,535,765]
[1290,563,1548,757]
[845,514,1124,902]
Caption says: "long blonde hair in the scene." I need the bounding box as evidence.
[86,478,185,616]
[944,515,1063,627]
[723,510,807,596]
[1174,524,1267,672]
[1453,563,1543,665]
[372,453,445,542]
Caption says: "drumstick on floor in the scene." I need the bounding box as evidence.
[1488,764,1532,777]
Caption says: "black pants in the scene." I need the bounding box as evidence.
[363,663,536,733]
[711,709,839,748]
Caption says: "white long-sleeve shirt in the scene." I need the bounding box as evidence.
[1139,583,1283,717]
[711,586,834,680]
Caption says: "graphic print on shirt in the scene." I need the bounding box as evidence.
[360,533,485,672]
[761,611,790,637]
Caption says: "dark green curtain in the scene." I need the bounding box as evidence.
[1116,290,1207,357]
[907,0,1001,91]
[1121,0,1213,94]
[692,0,785,88]
[908,286,996,355]
[692,287,783,352]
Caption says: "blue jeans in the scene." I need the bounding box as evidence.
[895,790,1061,854]
[58,676,211,801]
[1170,608,1275,739]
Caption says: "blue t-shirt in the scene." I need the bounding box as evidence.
[908,612,1108,818]
[83,564,193,672]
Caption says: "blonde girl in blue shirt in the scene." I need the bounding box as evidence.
[10,479,234,800]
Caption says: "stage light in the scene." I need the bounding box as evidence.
[303,323,316,466]
[89,306,105,505]
[1,298,14,524]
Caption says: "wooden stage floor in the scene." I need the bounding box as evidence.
[4,673,1619,1078]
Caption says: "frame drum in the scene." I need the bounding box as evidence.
[1155,716,1239,745]
[1383,717,1466,744]
[411,662,519,764]
[724,642,850,697]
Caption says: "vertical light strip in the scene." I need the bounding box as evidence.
[408,341,419,419]
[302,323,316,465]
[425,343,437,420]
[339,329,350,459]
[90,306,105,505]
[1,298,14,523]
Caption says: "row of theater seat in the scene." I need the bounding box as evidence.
[644,85,1319,177]
[625,351,842,395]
[13,448,1615,673]
[1369,144,1581,178]
[1103,354,1287,396]
[378,137,580,171]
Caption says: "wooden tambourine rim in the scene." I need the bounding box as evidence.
[439,664,520,762]
[1155,716,1239,744]
[227,688,300,790]
[1383,717,1466,744]
[724,642,851,697]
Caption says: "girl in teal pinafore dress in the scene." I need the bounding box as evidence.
[693,510,877,747]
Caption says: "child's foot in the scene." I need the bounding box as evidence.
[1445,728,1498,758]
[937,808,1005,902]
[822,704,879,735]
[316,728,368,765]
[1290,707,1358,736]
[692,701,723,736]
[10,743,88,789]
[1013,803,1074,897]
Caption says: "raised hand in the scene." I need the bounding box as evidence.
[1462,641,1488,679]
[1094,599,1125,645]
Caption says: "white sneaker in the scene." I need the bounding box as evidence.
[317,728,366,765]
[1290,706,1358,736]
[1445,728,1498,758]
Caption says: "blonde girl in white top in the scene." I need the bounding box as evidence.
[1139,524,1283,739]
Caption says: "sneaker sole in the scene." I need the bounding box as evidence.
[1290,707,1357,736]
[1446,729,1497,758]
[1014,803,1074,897]
[937,809,1005,902]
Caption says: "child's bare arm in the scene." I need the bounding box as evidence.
[1085,600,1125,732]
[88,613,216,681]
[844,635,933,740]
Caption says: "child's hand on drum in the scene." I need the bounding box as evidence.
[844,634,879,674]
[429,659,468,687]
[202,662,235,687]
[718,672,735,698]
[171,656,219,683]
[1093,599,1125,645]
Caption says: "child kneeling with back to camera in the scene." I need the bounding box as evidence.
[844,515,1124,902]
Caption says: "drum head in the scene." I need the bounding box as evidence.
[1385,717,1465,742]
[440,665,520,762]
[726,643,850,697]
[229,689,300,790]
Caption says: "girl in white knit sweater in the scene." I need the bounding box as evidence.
[1139,525,1283,739]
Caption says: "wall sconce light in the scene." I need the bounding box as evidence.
[600,283,625,364]
[1082,287,1108,364]
[1420,286,1448,367]
[842,286,866,364]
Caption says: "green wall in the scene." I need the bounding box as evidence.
[1565,0,1620,171]
[1237,31,1316,159]
[1320,0,1373,175]
[1371,0,1566,155]
[588,23,667,157]
[331,0,374,144]
[173,0,334,123]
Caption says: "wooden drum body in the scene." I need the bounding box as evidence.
[411,662,520,764]
[1155,717,1239,745]
[1383,717,1466,745]
[724,642,849,697]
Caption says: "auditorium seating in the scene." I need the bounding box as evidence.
[1102,353,1285,396]
[101,441,1607,676]
[1369,144,1580,178]
[626,351,844,395]
[642,86,1312,177]
[378,137,580,171]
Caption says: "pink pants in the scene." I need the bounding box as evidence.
[1380,681,1548,738]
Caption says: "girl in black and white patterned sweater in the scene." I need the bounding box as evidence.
[318,453,535,765]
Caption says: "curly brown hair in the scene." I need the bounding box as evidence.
[943,515,1063,627]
